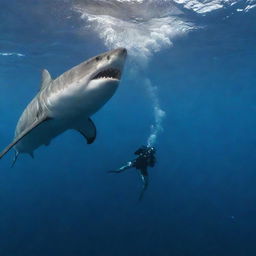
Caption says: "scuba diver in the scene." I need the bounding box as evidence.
[108,145,156,200]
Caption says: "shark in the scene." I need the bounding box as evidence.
[0,48,127,165]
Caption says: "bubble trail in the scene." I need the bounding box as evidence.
[144,78,166,147]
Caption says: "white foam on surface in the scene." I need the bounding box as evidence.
[74,1,194,60]
[73,0,255,60]
[116,0,144,2]
[173,0,256,13]
[0,52,25,57]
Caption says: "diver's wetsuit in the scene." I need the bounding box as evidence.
[109,146,156,200]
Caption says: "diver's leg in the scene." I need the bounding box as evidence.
[138,169,149,201]
[108,161,133,173]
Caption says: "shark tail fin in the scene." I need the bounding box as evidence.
[0,115,51,160]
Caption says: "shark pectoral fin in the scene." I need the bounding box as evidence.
[0,115,51,160]
[76,118,97,144]
[40,69,52,90]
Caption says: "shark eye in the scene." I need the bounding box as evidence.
[96,56,101,61]
[107,55,110,60]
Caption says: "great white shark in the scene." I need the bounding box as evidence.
[0,48,127,165]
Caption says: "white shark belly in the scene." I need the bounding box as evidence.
[44,78,118,119]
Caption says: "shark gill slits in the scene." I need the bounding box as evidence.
[92,68,121,80]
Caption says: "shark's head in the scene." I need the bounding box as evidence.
[87,47,127,89]
[78,47,127,115]
[90,48,127,79]
[46,48,127,119]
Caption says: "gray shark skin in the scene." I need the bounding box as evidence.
[0,48,127,163]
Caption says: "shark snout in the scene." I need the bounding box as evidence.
[108,48,127,72]
[116,48,127,57]
[108,48,127,60]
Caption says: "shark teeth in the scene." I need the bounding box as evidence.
[92,68,121,80]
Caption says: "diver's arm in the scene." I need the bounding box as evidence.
[108,161,133,173]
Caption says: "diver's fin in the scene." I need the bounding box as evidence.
[0,115,51,160]
[75,118,97,144]
[11,150,19,168]
[40,69,52,90]
[138,174,149,202]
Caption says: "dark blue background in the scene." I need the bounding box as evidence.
[0,1,256,255]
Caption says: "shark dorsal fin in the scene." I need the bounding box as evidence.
[41,69,52,90]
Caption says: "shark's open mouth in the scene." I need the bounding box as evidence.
[92,68,121,80]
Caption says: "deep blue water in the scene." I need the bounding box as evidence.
[1,1,256,255]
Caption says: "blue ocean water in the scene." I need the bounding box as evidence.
[1,0,256,255]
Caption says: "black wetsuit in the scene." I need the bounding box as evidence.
[133,146,156,176]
